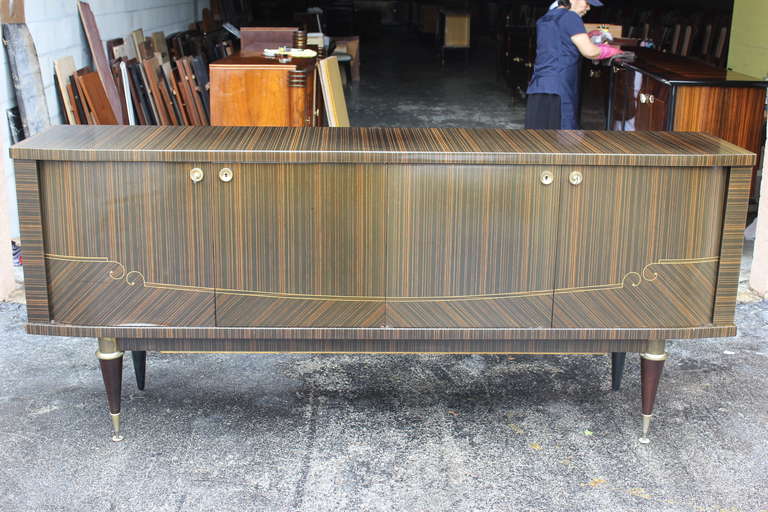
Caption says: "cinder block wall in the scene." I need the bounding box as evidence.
[1,0,210,239]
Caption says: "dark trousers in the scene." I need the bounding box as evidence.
[524,93,561,129]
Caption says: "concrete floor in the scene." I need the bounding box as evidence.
[2,29,768,512]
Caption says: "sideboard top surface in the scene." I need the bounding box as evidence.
[10,125,755,167]
[617,49,768,87]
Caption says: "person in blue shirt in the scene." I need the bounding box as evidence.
[524,0,622,129]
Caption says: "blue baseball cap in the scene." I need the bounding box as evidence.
[549,0,604,9]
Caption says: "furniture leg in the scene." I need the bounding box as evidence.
[611,352,626,391]
[131,350,146,390]
[639,341,668,444]
[96,337,124,442]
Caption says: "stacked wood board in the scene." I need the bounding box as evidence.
[53,1,237,127]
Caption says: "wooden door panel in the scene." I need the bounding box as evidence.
[553,165,726,328]
[634,75,669,131]
[39,161,215,326]
[386,165,558,328]
[215,163,386,327]
[210,68,291,126]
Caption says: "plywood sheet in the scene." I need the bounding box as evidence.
[318,57,349,127]
[54,57,78,124]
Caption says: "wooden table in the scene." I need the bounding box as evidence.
[11,125,754,443]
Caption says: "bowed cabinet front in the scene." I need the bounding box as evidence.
[35,158,727,331]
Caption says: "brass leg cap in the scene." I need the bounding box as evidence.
[111,412,124,442]
[638,414,652,444]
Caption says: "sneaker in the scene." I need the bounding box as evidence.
[11,241,21,267]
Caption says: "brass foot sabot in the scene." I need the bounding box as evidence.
[110,412,124,442]
[639,414,652,444]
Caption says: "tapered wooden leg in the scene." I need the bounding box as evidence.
[96,337,124,442]
[639,349,667,444]
[131,350,146,390]
[611,352,627,391]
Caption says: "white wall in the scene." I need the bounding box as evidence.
[1,0,209,239]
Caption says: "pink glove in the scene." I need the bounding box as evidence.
[597,43,622,60]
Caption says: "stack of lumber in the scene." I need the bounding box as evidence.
[55,1,237,127]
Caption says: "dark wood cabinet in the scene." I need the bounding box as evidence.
[11,126,756,441]
[608,50,767,194]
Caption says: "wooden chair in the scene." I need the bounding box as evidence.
[680,26,693,56]
[333,36,359,81]
[669,24,681,54]
[700,24,713,57]
[713,27,728,67]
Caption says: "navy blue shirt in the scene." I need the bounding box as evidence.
[526,8,587,129]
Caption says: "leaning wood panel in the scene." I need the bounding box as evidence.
[2,23,51,137]
[386,164,558,327]
[54,57,78,125]
[553,165,727,327]
[14,159,50,322]
[215,163,386,327]
[38,161,215,326]
[78,1,125,124]
[713,167,752,324]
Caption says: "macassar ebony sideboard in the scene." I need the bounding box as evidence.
[11,126,754,443]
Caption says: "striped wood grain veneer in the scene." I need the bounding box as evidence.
[11,126,755,166]
[713,167,752,324]
[12,126,754,346]
[16,159,50,322]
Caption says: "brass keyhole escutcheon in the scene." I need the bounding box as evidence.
[569,171,583,186]
[540,171,554,185]
[189,167,204,183]
[219,167,234,183]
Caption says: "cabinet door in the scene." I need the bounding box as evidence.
[635,76,670,131]
[608,67,639,130]
[39,161,215,326]
[215,163,387,327]
[386,165,559,328]
[553,165,726,328]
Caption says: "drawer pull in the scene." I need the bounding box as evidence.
[219,167,234,183]
[540,171,554,185]
[189,167,204,183]
[569,171,583,186]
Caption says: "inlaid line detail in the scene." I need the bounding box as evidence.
[44,254,720,302]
